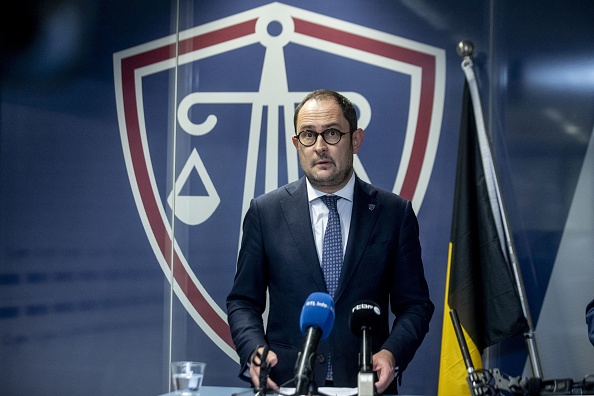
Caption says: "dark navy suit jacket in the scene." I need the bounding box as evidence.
[226,175,434,391]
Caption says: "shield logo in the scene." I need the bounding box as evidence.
[113,2,445,362]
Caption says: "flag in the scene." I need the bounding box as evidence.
[437,81,529,396]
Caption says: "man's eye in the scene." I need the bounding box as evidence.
[326,129,338,136]
[305,132,315,138]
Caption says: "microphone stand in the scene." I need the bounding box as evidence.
[358,326,376,396]
[294,328,321,396]
[231,346,273,396]
[449,309,489,396]
[255,347,271,396]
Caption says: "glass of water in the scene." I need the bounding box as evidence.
[171,361,206,395]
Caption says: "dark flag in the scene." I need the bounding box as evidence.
[438,81,529,395]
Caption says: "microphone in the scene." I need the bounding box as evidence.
[349,300,381,396]
[294,292,335,396]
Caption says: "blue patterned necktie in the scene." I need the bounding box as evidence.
[320,194,342,381]
[320,195,343,297]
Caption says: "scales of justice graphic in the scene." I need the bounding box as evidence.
[114,2,445,361]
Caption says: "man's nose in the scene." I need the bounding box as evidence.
[313,134,328,152]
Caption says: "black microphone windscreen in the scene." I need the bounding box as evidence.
[349,300,381,335]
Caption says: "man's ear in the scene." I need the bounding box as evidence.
[352,128,364,154]
[292,135,299,149]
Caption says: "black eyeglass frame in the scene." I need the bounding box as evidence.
[295,128,351,147]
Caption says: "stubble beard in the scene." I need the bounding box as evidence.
[303,159,353,191]
[298,139,355,191]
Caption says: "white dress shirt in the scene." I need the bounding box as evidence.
[306,173,355,264]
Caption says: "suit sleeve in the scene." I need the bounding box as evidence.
[226,198,269,381]
[381,200,434,373]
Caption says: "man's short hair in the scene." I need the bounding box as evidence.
[293,89,358,133]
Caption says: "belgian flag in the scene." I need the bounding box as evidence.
[437,81,529,395]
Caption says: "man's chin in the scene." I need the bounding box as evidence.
[306,174,341,191]
[310,171,335,184]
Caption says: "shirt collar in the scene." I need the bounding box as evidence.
[306,173,355,203]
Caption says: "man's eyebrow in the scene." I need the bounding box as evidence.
[298,123,342,131]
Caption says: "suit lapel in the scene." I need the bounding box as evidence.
[280,178,327,292]
[335,177,380,302]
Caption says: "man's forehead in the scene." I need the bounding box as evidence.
[303,97,338,109]
[297,98,346,128]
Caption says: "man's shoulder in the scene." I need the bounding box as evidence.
[254,178,305,203]
[355,177,409,205]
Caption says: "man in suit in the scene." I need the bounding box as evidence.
[226,89,434,394]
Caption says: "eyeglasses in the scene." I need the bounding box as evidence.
[296,129,350,147]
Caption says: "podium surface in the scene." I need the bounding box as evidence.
[159,386,427,396]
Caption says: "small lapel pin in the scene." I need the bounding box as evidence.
[368,204,376,211]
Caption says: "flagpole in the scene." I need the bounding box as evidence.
[456,40,543,379]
